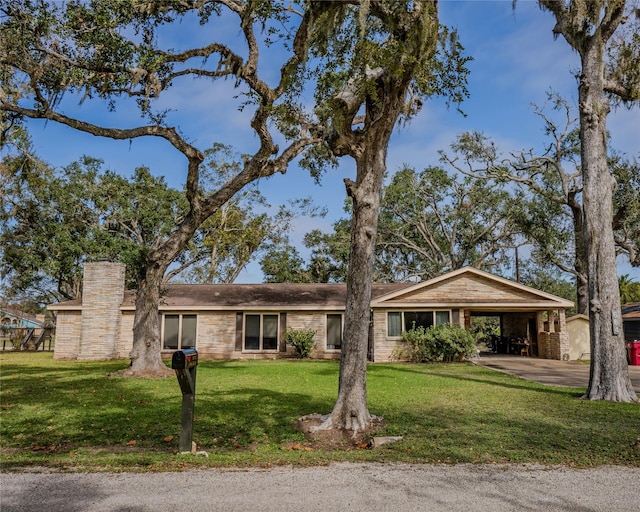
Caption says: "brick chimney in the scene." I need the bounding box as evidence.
[78,261,126,360]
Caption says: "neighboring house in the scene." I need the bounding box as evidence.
[566,314,591,361]
[48,261,574,362]
[622,303,640,341]
[1,307,45,330]
[1,306,49,350]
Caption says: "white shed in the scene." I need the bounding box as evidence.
[567,314,590,361]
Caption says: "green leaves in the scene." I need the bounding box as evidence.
[400,324,477,363]
[0,141,185,302]
[377,165,517,280]
[285,327,317,358]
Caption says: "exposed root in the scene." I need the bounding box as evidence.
[110,366,173,378]
[294,413,385,450]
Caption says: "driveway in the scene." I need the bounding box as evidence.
[474,354,640,393]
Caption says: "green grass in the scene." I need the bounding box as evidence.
[1,352,638,472]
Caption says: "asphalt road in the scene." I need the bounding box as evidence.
[2,463,639,512]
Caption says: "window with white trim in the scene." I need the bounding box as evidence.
[326,313,343,350]
[163,314,197,350]
[387,310,451,337]
[244,313,279,351]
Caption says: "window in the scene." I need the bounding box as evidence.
[404,311,434,331]
[244,314,279,351]
[163,314,197,350]
[436,311,451,326]
[326,314,343,350]
[387,310,451,337]
[387,312,402,337]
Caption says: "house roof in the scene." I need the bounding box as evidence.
[371,267,574,311]
[126,282,410,311]
[49,283,411,312]
[1,307,45,327]
[48,266,575,313]
[622,303,640,320]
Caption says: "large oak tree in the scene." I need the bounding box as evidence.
[536,0,638,401]
[1,0,322,376]
[300,1,469,432]
[377,165,520,282]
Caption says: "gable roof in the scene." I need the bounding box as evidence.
[371,267,574,311]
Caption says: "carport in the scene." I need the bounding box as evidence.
[372,267,575,362]
[469,308,570,359]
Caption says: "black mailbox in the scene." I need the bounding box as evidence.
[171,349,198,453]
[172,348,198,370]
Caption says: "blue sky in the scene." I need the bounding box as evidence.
[12,1,640,282]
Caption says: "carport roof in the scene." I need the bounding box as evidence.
[622,303,640,319]
[371,267,574,311]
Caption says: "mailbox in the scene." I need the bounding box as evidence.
[172,348,198,370]
[171,349,198,453]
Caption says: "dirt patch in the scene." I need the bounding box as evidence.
[292,414,385,451]
[107,368,173,379]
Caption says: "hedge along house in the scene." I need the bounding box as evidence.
[48,262,574,362]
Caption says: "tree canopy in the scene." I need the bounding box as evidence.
[1,131,185,303]
[1,0,324,375]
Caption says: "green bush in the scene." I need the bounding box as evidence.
[401,324,477,362]
[285,328,317,358]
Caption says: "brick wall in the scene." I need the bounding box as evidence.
[52,311,81,360]
[117,312,135,359]
[190,311,341,360]
[535,311,570,360]
[194,311,239,359]
[372,310,405,362]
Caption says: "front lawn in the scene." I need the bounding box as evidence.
[1,352,638,471]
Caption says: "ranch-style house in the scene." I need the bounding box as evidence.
[48,261,575,362]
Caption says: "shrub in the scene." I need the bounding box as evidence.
[401,324,477,363]
[285,328,317,358]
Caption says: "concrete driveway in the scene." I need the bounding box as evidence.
[474,354,640,393]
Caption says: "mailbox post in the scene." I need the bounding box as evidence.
[171,348,198,453]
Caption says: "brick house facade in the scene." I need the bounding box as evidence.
[49,262,574,362]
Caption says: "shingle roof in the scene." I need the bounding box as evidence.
[0,307,44,326]
[622,303,640,320]
[122,282,411,309]
[50,282,413,310]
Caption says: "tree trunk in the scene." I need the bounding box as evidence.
[307,2,441,430]
[124,263,172,377]
[569,198,589,315]
[313,70,412,432]
[579,44,637,402]
[313,144,387,433]
[123,215,201,377]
